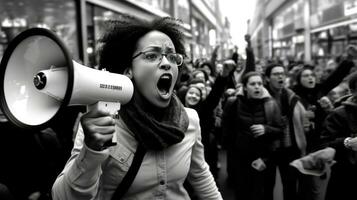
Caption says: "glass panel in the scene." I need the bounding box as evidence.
[177,0,190,24]
[0,0,79,61]
[134,0,171,14]
[86,4,130,67]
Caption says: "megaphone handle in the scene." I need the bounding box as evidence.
[87,101,121,147]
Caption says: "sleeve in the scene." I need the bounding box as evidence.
[186,110,223,200]
[320,108,350,151]
[261,100,284,141]
[52,124,109,199]
[202,75,229,112]
[319,60,355,95]
[319,107,355,163]
[244,46,256,74]
[221,97,236,149]
[293,101,308,156]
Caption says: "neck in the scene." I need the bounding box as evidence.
[268,85,282,97]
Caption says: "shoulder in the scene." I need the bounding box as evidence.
[284,88,300,105]
[184,107,200,127]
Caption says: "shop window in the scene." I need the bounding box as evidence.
[134,0,170,14]
[86,4,132,67]
[177,0,190,25]
[0,0,79,61]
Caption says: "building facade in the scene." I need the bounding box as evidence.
[249,0,357,64]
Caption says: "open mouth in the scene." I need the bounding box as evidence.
[278,80,285,85]
[157,73,172,97]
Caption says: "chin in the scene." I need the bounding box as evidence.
[152,97,171,108]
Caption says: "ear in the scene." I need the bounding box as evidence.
[123,68,133,79]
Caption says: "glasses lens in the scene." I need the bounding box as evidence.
[143,52,160,62]
[173,53,183,66]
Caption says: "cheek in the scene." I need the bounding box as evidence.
[133,65,155,86]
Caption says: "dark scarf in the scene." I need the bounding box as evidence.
[119,94,189,150]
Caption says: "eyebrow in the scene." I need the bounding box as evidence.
[141,46,175,53]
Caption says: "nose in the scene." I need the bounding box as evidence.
[159,56,171,70]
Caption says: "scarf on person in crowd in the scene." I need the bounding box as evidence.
[119,93,189,150]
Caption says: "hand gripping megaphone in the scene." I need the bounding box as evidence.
[0,28,134,132]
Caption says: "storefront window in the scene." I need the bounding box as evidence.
[133,0,171,14]
[86,4,130,67]
[0,0,79,61]
[177,0,190,25]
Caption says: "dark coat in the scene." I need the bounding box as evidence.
[222,93,283,162]
[321,97,357,165]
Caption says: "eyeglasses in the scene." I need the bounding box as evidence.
[132,51,183,66]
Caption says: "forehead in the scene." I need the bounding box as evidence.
[136,30,175,51]
[194,82,206,89]
[271,66,284,73]
[188,87,200,93]
[248,75,262,83]
[302,69,313,74]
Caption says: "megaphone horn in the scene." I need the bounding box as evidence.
[0,28,134,130]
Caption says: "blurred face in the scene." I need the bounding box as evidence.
[267,66,286,91]
[300,69,316,89]
[255,64,263,74]
[236,59,245,72]
[185,87,201,107]
[201,65,212,76]
[245,75,264,99]
[322,61,337,81]
[314,66,323,83]
[192,82,207,100]
[216,63,223,75]
[131,31,179,108]
[194,71,206,82]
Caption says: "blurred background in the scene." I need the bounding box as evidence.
[1,0,357,67]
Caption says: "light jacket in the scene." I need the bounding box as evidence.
[52,108,222,200]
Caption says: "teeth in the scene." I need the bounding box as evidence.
[161,75,170,79]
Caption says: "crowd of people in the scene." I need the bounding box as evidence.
[1,15,357,200]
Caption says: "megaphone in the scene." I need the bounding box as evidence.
[0,28,134,130]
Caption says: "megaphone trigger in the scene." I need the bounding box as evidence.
[87,101,121,117]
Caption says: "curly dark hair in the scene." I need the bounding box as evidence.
[98,15,186,74]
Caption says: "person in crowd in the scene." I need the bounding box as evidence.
[264,63,307,200]
[199,61,216,84]
[327,83,350,105]
[52,16,222,200]
[292,56,355,153]
[226,34,255,91]
[222,71,283,200]
[320,71,357,200]
[184,60,235,180]
[232,45,239,64]
[291,56,355,200]
[320,59,338,83]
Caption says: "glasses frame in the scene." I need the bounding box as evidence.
[132,51,184,66]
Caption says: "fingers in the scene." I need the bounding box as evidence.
[81,106,117,151]
[250,125,264,137]
[84,132,114,151]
